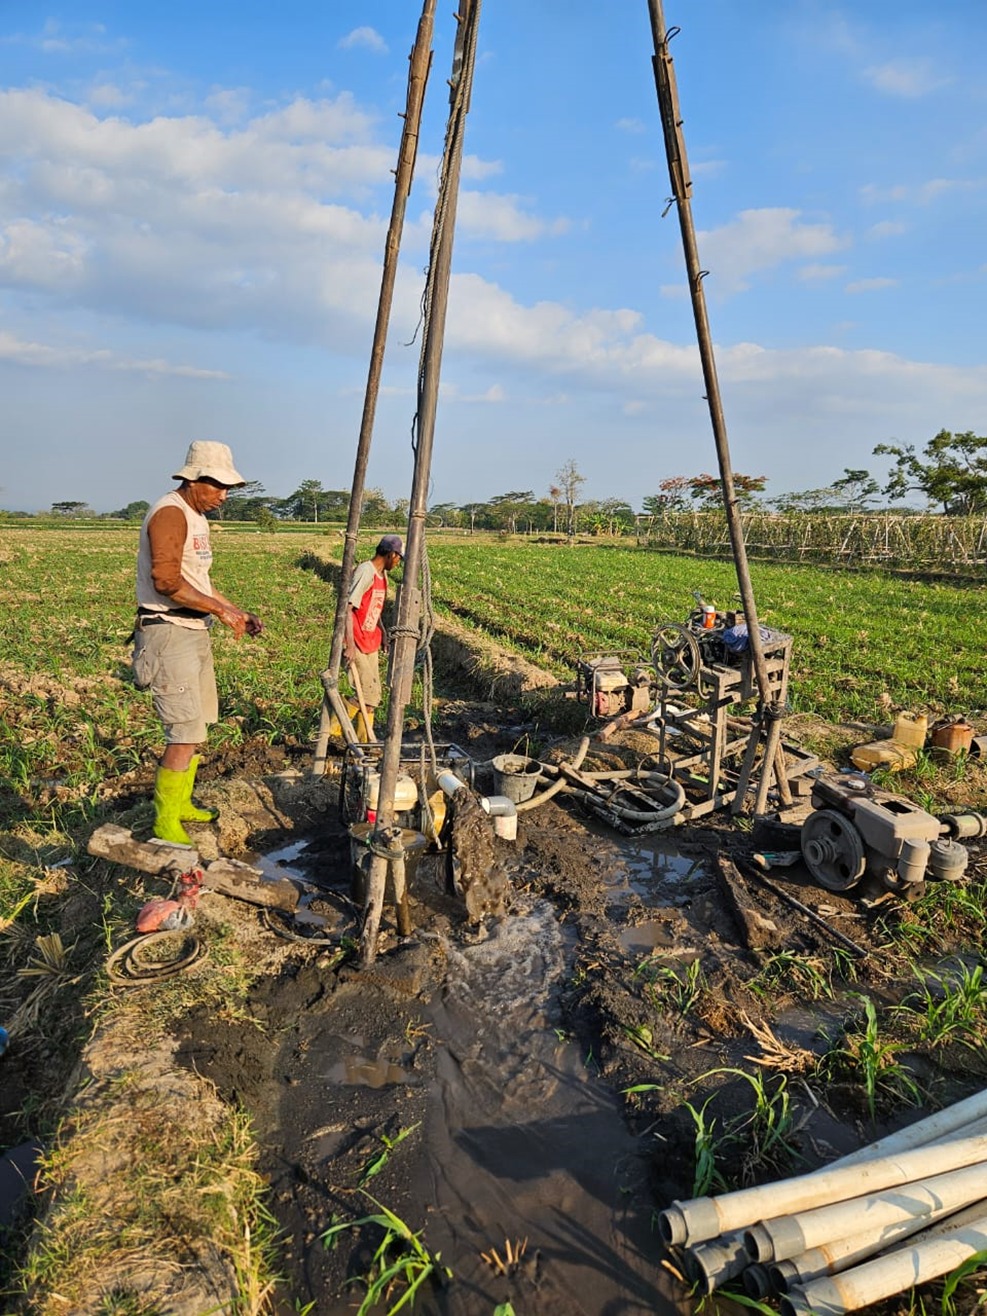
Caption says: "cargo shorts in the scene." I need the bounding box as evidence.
[132,621,218,744]
[347,646,382,710]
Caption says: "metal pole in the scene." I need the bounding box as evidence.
[312,0,436,774]
[645,0,790,810]
[360,0,482,967]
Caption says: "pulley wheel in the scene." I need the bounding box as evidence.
[651,622,702,692]
[800,809,866,892]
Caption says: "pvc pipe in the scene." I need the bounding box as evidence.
[745,1159,987,1263]
[743,1263,773,1299]
[480,794,516,817]
[782,1210,987,1316]
[681,1091,987,1292]
[659,1133,987,1248]
[833,1087,987,1168]
[684,1230,749,1294]
[480,794,517,841]
[436,769,467,797]
[771,1197,987,1293]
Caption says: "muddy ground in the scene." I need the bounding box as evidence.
[5,689,987,1314]
[174,707,987,1312]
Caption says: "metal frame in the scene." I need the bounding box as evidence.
[338,741,474,825]
[648,633,816,819]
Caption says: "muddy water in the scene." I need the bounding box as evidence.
[410,898,679,1315]
[250,833,687,1313]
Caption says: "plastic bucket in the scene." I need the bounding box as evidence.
[491,754,542,804]
[931,718,974,756]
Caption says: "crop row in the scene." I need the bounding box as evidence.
[423,541,985,721]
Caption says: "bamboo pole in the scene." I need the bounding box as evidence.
[360,0,483,968]
[312,0,435,773]
[645,1,790,811]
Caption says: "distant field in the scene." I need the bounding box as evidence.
[423,540,985,721]
[0,527,983,813]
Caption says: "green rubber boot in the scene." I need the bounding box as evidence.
[181,755,219,823]
[153,767,192,845]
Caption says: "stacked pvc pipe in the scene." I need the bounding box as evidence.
[658,1088,987,1312]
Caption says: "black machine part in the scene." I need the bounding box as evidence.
[802,772,976,895]
[800,808,866,891]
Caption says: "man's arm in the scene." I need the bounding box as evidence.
[147,507,262,639]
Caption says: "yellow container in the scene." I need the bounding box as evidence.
[850,739,918,773]
[892,712,928,749]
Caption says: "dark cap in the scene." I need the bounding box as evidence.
[376,534,404,558]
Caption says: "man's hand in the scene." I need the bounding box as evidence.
[244,613,264,636]
[218,605,249,639]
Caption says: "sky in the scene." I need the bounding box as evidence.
[1,0,986,515]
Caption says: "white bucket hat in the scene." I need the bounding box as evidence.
[172,441,246,487]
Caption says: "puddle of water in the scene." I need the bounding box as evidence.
[618,921,677,956]
[324,1055,416,1089]
[393,897,680,1316]
[606,834,708,907]
[249,838,313,883]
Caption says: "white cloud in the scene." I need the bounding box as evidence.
[863,58,948,99]
[798,263,847,282]
[867,220,906,238]
[845,277,898,293]
[691,159,726,180]
[615,117,646,135]
[88,83,131,109]
[0,329,229,378]
[338,27,388,55]
[458,154,504,182]
[457,191,569,242]
[696,208,845,293]
[861,178,980,206]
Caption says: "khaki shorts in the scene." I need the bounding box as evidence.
[132,622,218,744]
[347,646,382,710]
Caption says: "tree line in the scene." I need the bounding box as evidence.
[34,429,987,529]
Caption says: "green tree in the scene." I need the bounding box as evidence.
[220,481,268,521]
[874,430,987,514]
[283,478,328,522]
[831,468,879,510]
[51,500,89,516]
[362,487,392,526]
[488,490,535,534]
[106,499,151,521]
[429,502,462,528]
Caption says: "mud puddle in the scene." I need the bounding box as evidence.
[220,818,688,1314]
[406,897,678,1315]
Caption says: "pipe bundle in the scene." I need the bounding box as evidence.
[658,1088,987,1315]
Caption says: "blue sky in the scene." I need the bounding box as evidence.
[1,0,985,513]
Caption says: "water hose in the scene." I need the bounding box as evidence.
[515,736,590,813]
[106,931,207,986]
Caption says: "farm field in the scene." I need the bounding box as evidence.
[2,525,987,1315]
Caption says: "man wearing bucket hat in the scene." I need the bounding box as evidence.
[340,534,403,740]
[133,441,264,845]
